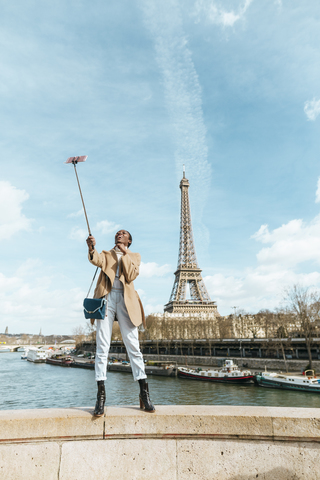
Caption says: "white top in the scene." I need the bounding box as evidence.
[112,246,127,289]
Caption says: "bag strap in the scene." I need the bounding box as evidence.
[86,267,99,298]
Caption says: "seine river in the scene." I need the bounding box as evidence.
[0,352,319,410]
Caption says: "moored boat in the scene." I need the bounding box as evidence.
[177,359,254,383]
[21,348,29,359]
[71,355,95,369]
[27,348,48,363]
[107,360,177,377]
[144,361,177,377]
[254,370,320,393]
[46,354,73,367]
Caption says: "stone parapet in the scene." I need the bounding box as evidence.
[1,406,320,479]
[0,407,104,443]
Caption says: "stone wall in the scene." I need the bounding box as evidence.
[1,406,320,479]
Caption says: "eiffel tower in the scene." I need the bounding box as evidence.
[164,167,218,315]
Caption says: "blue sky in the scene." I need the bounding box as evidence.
[2,0,320,335]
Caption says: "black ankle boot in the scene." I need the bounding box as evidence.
[93,380,105,417]
[138,379,155,413]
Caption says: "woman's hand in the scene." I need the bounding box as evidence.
[86,235,96,251]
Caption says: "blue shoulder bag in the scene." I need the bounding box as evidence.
[83,267,107,320]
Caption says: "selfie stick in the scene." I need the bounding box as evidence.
[65,156,92,236]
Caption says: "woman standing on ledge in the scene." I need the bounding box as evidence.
[86,229,155,416]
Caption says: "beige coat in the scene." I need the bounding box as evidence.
[88,248,145,327]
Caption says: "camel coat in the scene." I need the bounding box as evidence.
[88,248,145,327]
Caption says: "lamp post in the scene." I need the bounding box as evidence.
[232,306,242,357]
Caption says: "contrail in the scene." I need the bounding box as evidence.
[140,0,211,234]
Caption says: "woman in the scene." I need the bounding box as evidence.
[86,229,155,416]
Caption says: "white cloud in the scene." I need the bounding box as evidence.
[122,288,164,315]
[204,180,320,314]
[96,220,120,235]
[144,303,165,315]
[0,181,32,240]
[67,209,83,218]
[68,227,87,241]
[69,220,120,242]
[251,217,320,267]
[193,0,254,27]
[136,288,146,298]
[205,268,320,315]
[140,262,172,278]
[0,258,168,333]
[16,258,43,277]
[304,97,320,121]
[0,261,85,334]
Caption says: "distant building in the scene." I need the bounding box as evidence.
[5,326,8,335]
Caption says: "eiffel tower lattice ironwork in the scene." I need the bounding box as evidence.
[164,167,217,315]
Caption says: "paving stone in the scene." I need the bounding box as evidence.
[59,439,176,480]
[177,439,320,480]
[0,442,59,480]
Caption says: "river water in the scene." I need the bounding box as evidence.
[0,352,319,410]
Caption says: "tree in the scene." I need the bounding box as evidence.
[111,322,121,341]
[246,316,262,338]
[283,284,320,370]
[85,320,96,342]
[255,309,278,338]
[271,310,293,373]
[229,308,246,338]
[217,316,233,339]
[72,325,86,346]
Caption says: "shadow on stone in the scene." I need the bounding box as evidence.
[67,406,104,421]
[229,467,299,480]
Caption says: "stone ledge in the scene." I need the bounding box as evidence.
[0,407,104,443]
[1,405,320,444]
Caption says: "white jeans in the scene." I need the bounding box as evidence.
[95,288,147,382]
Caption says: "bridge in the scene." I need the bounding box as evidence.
[1,342,75,352]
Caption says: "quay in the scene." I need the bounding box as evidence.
[110,337,320,372]
[74,338,320,373]
[119,337,320,361]
[0,406,320,479]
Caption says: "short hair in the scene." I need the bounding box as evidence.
[127,231,132,247]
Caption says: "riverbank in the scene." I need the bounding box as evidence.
[111,353,319,372]
[1,406,319,479]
